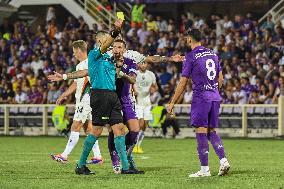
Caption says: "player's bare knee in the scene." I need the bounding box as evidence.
[71,121,83,132]
[90,126,103,137]
[111,123,125,136]
[83,120,93,134]
[128,119,140,132]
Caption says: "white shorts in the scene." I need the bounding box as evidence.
[73,93,92,123]
[136,105,153,120]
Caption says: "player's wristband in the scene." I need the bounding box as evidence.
[62,74,67,80]
[110,28,120,38]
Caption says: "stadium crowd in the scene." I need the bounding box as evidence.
[0,6,284,105]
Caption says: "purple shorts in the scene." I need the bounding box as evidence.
[190,101,220,128]
[122,101,137,122]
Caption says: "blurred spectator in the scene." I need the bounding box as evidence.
[260,14,274,32]
[272,76,284,103]
[0,83,15,104]
[159,67,172,86]
[233,80,247,104]
[137,24,150,45]
[248,89,260,104]
[47,19,58,39]
[146,15,158,32]
[193,14,205,29]
[131,0,145,28]
[46,6,56,23]
[150,85,161,105]
[15,87,28,104]
[28,85,43,104]
[47,83,60,104]
[182,85,192,104]
[156,16,168,32]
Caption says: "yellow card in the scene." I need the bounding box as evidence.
[116,12,125,20]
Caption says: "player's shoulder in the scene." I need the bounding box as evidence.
[88,47,101,58]
[146,70,155,77]
[76,59,88,70]
[124,50,146,64]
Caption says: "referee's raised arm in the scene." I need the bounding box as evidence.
[99,19,123,54]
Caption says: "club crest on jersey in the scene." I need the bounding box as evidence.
[123,64,128,69]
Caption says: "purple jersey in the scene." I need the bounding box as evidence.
[116,57,137,104]
[182,46,222,102]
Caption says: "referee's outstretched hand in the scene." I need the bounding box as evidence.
[48,71,63,82]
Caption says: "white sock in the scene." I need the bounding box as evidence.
[201,166,209,172]
[220,158,228,165]
[61,131,80,158]
[137,131,145,147]
[92,140,102,159]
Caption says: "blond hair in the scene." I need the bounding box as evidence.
[72,40,87,52]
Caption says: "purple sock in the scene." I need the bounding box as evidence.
[196,133,209,166]
[208,131,225,160]
[108,131,119,166]
[126,131,139,155]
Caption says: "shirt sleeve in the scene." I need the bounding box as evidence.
[181,53,193,78]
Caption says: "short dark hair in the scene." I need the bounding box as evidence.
[113,39,126,48]
[186,28,202,42]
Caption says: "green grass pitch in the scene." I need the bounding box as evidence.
[0,136,283,189]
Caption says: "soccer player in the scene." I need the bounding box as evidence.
[50,40,103,164]
[48,19,141,175]
[107,39,144,174]
[167,28,230,177]
[133,62,157,153]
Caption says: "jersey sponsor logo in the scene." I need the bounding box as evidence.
[101,116,109,120]
[195,51,216,59]
[203,83,219,90]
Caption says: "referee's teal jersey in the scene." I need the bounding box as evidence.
[88,47,116,91]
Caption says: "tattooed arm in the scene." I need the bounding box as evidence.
[48,70,88,82]
[145,54,185,64]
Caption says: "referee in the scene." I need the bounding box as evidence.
[48,19,141,175]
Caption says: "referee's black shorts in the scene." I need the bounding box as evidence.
[90,89,123,126]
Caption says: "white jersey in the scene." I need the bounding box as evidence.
[107,50,146,64]
[74,59,89,104]
[135,70,156,106]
